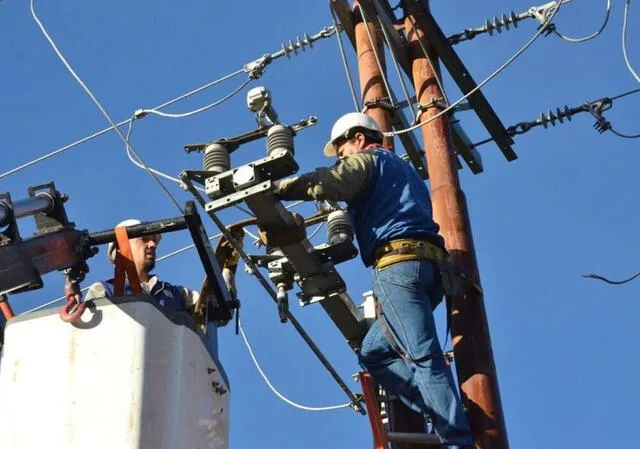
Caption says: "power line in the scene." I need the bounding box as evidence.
[330,9,360,111]
[611,87,640,101]
[583,270,640,285]
[385,0,565,137]
[30,0,184,213]
[554,0,611,43]
[623,0,640,83]
[136,78,253,120]
[0,24,339,181]
[239,321,352,412]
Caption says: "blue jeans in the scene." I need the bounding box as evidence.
[358,259,473,448]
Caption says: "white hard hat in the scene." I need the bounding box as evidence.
[323,112,383,157]
[107,219,161,263]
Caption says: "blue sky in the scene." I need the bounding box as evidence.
[1,1,639,448]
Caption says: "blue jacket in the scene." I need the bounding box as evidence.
[276,147,443,267]
[96,277,190,313]
[346,148,443,266]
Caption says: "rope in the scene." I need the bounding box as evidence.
[239,321,352,412]
[30,0,184,214]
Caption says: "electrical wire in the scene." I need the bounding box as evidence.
[609,127,640,139]
[554,0,611,43]
[137,78,253,119]
[307,222,325,241]
[405,14,450,107]
[623,0,640,83]
[385,0,564,137]
[238,320,352,412]
[378,15,418,122]
[583,270,640,285]
[330,7,361,111]
[0,70,245,181]
[359,7,397,110]
[30,0,184,214]
[611,87,640,101]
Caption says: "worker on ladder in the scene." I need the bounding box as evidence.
[276,113,473,448]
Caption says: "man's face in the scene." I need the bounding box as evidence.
[335,132,366,159]
[129,235,158,274]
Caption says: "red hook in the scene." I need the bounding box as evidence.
[59,296,87,323]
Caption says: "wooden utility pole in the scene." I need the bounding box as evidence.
[403,1,510,449]
[353,1,394,150]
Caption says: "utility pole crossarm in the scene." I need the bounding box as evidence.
[407,4,517,161]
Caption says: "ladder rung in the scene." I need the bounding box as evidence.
[386,432,441,446]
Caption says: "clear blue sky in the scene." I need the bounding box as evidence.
[1,1,639,448]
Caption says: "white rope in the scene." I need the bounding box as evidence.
[385,0,564,137]
[554,0,611,43]
[239,320,352,412]
[137,78,252,119]
[623,0,640,83]
[30,0,184,214]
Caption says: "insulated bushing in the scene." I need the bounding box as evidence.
[203,143,230,175]
[266,124,294,157]
[326,210,353,245]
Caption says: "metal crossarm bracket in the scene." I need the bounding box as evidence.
[184,117,317,154]
[330,0,485,175]
[408,5,517,161]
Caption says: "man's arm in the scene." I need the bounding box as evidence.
[276,151,375,202]
[179,287,200,314]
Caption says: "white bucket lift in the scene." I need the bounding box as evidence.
[0,296,229,449]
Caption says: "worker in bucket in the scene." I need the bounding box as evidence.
[84,219,199,312]
[275,112,473,448]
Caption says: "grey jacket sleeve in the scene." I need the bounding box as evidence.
[275,152,375,202]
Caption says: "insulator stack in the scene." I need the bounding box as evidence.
[266,125,294,157]
[203,143,231,175]
[449,10,529,44]
[326,210,353,245]
[280,33,314,58]
[484,11,520,35]
[537,106,573,128]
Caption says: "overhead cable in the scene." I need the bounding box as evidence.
[135,78,253,120]
[239,321,352,412]
[378,15,419,122]
[583,270,640,285]
[0,24,339,180]
[30,0,184,213]
[385,0,564,138]
[554,0,611,43]
[358,7,397,111]
[330,7,360,111]
[623,0,640,83]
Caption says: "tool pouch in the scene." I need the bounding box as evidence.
[437,257,466,297]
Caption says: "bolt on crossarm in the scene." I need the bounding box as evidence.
[403,1,509,449]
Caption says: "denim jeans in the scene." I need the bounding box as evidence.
[358,259,473,448]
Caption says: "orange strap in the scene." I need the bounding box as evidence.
[0,297,15,320]
[113,226,142,297]
[359,371,390,449]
